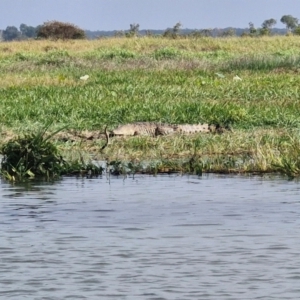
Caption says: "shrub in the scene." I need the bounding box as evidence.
[0,126,67,180]
[0,123,103,181]
[37,21,86,40]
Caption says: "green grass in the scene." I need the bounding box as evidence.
[1,36,300,178]
[0,70,299,129]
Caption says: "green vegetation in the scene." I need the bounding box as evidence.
[1,36,300,178]
[280,15,299,33]
[0,123,103,181]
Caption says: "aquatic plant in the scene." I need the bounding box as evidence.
[0,124,103,181]
[0,123,66,180]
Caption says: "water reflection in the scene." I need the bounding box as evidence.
[0,174,300,299]
[2,178,60,201]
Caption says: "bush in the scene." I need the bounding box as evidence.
[0,126,67,180]
[0,124,103,181]
[37,21,86,40]
[1,134,65,180]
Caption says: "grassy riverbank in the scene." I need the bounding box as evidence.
[1,36,300,176]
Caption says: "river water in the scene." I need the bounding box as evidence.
[1,174,300,300]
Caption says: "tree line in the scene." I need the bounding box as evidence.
[1,15,300,41]
[0,21,85,41]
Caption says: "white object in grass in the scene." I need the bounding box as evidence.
[233,75,242,81]
[80,75,89,81]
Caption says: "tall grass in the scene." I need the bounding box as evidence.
[1,36,300,56]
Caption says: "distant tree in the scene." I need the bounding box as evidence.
[3,26,21,41]
[259,18,276,36]
[173,22,182,36]
[293,26,300,35]
[248,22,257,35]
[240,22,258,37]
[280,15,298,33]
[114,30,125,37]
[126,23,139,37]
[262,18,277,29]
[37,21,86,40]
[188,30,202,38]
[20,23,37,38]
[200,28,213,37]
[145,30,154,37]
[163,22,182,38]
[259,27,270,36]
[221,28,236,37]
[162,28,172,38]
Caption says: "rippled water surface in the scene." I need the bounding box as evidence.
[1,174,300,299]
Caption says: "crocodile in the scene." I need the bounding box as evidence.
[100,122,230,151]
[110,122,228,137]
[111,122,174,137]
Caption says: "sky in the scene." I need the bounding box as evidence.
[0,0,299,31]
